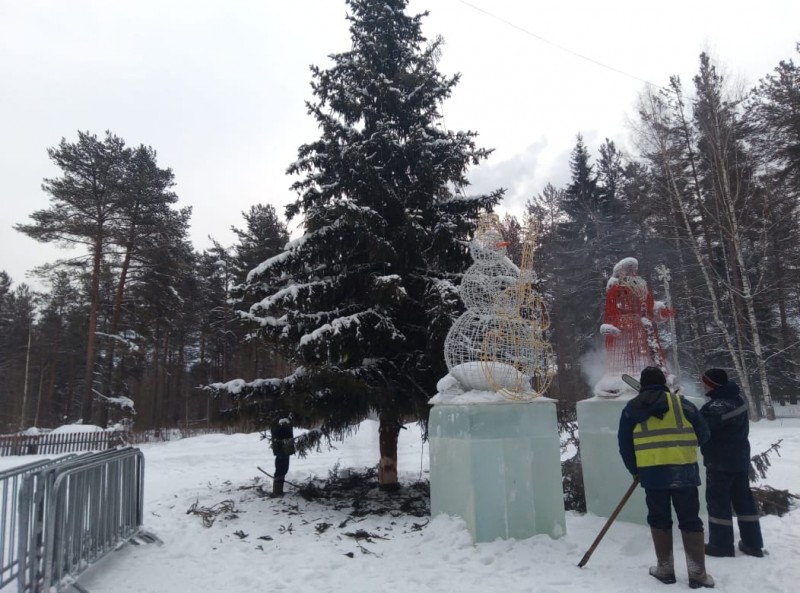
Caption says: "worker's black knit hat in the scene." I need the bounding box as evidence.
[702,368,728,389]
[640,366,666,386]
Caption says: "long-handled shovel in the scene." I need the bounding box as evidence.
[577,475,640,568]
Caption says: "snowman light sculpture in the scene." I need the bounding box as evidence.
[444,215,554,399]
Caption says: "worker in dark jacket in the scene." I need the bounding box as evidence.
[700,368,764,558]
[618,367,714,588]
[270,415,294,497]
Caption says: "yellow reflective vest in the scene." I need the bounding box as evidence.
[633,391,698,467]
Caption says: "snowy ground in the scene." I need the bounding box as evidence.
[2,418,799,593]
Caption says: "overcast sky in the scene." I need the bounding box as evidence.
[2,0,798,289]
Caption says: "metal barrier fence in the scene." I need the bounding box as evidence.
[14,448,144,593]
[1,457,77,590]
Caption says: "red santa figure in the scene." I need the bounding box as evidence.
[595,257,674,397]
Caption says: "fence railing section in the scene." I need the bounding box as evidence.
[0,433,122,457]
[774,402,800,418]
[15,448,144,593]
[1,426,244,457]
[0,457,76,591]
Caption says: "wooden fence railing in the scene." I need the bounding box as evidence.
[0,431,122,456]
[775,402,800,418]
[0,426,246,456]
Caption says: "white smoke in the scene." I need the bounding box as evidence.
[675,373,702,399]
[579,347,607,391]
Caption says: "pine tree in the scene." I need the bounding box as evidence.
[230,0,501,488]
[15,131,129,423]
[0,271,19,430]
[0,282,38,430]
[196,241,240,388]
[192,245,238,426]
[102,145,187,425]
[15,132,191,425]
[35,270,87,427]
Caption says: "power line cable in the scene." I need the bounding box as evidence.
[455,0,667,90]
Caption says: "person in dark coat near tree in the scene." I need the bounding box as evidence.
[270,414,295,497]
[618,366,714,588]
[700,368,764,558]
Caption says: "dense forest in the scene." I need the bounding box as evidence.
[1,134,291,432]
[1,3,798,462]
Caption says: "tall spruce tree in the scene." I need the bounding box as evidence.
[230,0,501,488]
[747,45,800,397]
[230,205,292,381]
[550,136,605,401]
[231,204,289,286]
[748,44,800,189]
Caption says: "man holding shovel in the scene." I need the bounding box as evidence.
[617,367,714,588]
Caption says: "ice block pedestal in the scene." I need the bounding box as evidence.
[577,395,707,525]
[429,400,565,543]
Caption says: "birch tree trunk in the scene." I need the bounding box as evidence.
[636,88,760,418]
[695,70,775,420]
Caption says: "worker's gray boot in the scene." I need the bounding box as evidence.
[649,528,676,584]
[272,478,284,497]
[682,530,715,589]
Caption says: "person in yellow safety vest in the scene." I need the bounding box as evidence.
[618,366,714,589]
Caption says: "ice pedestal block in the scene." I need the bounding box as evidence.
[577,395,707,525]
[429,400,565,542]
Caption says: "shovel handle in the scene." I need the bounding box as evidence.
[577,475,640,568]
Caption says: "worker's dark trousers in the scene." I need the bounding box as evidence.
[274,454,290,479]
[645,487,704,532]
[706,470,763,550]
